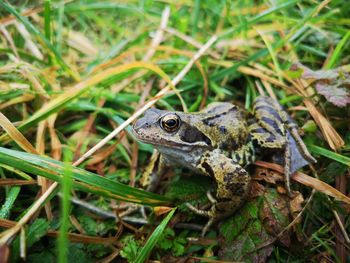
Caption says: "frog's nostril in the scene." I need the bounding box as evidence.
[134,118,151,130]
[133,119,143,130]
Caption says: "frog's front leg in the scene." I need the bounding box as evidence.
[141,150,169,192]
[187,150,251,235]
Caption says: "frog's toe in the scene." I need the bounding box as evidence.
[206,190,217,204]
[202,217,215,237]
[185,202,220,236]
[185,202,211,217]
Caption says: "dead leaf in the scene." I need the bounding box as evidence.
[255,161,350,205]
[290,192,304,218]
[250,181,266,198]
[0,245,10,263]
[291,63,350,107]
[253,167,284,184]
[276,185,287,194]
[315,82,350,107]
[154,206,174,216]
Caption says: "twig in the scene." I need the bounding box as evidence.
[165,27,221,59]
[143,6,170,61]
[333,210,350,244]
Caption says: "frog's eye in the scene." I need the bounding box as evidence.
[160,114,181,132]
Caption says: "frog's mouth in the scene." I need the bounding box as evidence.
[132,126,208,151]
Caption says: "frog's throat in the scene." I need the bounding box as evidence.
[136,136,208,151]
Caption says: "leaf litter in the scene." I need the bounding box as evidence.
[291,63,350,107]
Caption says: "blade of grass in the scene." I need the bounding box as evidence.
[0,112,38,154]
[0,187,21,219]
[44,0,51,41]
[56,0,65,53]
[308,145,350,166]
[57,165,72,263]
[0,182,58,245]
[324,30,350,69]
[191,0,200,36]
[0,147,171,206]
[44,0,52,64]
[311,233,339,262]
[256,28,282,82]
[64,2,142,14]
[0,165,33,181]
[218,0,298,39]
[0,2,80,80]
[135,209,176,263]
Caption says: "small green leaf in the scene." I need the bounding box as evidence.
[157,228,187,257]
[135,209,176,263]
[26,218,50,248]
[120,236,141,262]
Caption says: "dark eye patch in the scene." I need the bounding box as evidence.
[179,123,212,146]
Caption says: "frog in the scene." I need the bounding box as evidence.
[132,96,316,235]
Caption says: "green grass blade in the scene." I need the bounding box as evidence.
[0,1,79,80]
[308,145,350,166]
[0,147,171,206]
[191,0,200,36]
[135,209,176,263]
[0,186,21,219]
[44,0,52,43]
[57,165,73,263]
[219,0,298,39]
[44,0,52,64]
[64,2,142,14]
[0,164,33,180]
[56,0,65,53]
[324,30,350,69]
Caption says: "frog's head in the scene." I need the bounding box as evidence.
[132,108,212,152]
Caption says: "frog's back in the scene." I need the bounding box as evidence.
[197,102,249,153]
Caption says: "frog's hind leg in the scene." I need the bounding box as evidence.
[252,96,315,196]
[187,150,251,236]
[254,96,316,164]
[280,110,316,165]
